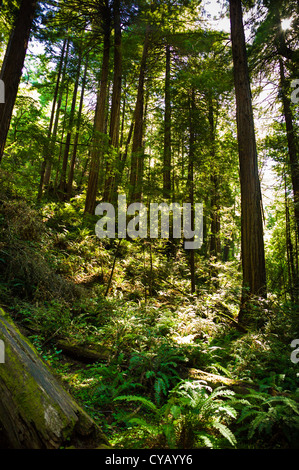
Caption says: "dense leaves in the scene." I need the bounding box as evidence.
[0,0,298,450]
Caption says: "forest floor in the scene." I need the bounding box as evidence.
[0,194,298,449]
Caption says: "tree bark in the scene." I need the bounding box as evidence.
[45,39,71,191]
[278,57,299,237]
[58,47,82,198]
[0,0,37,162]
[84,15,111,215]
[37,38,68,201]
[187,89,196,294]
[208,98,221,261]
[103,0,122,203]
[229,0,267,324]
[129,27,150,204]
[163,43,172,200]
[66,53,89,200]
[0,309,110,449]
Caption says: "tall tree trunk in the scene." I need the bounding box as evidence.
[208,98,221,261]
[0,0,37,162]
[37,38,68,201]
[84,19,111,215]
[66,53,89,199]
[54,84,69,190]
[129,28,150,204]
[58,47,82,198]
[229,0,267,324]
[114,117,134,195]
[278,57,299,237]
[163,43,172,200]
[44,40,70,191]
[103,0,122,203]
[187,89,196,294]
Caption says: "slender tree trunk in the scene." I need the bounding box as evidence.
[0,0,37,162]
[163,43,172,200]
[114,117,134,194]
[278,57,299,237]
[44,40,70,191]
[78,153,90,190]
[208,98,221,261]
[187,89,196,294]
[37,39,67,201]
[58,48,82,198]
[129,28,150,204]
[103,0,122,203]
[85,19,111,215]
[229,0,267,324]
[54,85,69,190]
[66,53,89,199]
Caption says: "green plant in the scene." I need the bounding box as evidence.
[236,390,299,448]
[168,380,239,448]
[114,380,240,449]
[128,342,186,405]
[93,361,143,409]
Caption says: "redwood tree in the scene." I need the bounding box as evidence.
[229,0,267,324]
[0,0,37,162]
[84,1,111,215]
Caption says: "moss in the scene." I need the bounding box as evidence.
[0,309,110,448]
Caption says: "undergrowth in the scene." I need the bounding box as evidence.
[0,197,298,449]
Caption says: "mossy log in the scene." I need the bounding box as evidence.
[0,309,110,449]
[187,368,258,395]
[55,339,110,364]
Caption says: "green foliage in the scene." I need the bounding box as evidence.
[0,0,298,450]
[114,381,239,449]
[236,390,299,448]
[128,342,185,405]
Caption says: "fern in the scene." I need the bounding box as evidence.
[211,420,237,447]
[114,395,159,414]
[128,345,184,404]
[196,432,214,448]
[113,379,241,449]
[236,390,299,444]
[168,381,239,448]
[265,396,299,415]
[208,363,234,379]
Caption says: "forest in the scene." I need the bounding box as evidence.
[0,0,298,451]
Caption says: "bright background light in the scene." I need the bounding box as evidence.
[281,18,292,30]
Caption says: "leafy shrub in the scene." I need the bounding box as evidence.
[235,390,299,448]
[114,380,240,449]
[128,342,186,405]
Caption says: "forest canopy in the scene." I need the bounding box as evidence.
[0,0,298,450]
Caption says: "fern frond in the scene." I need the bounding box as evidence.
[114,395,158,414]
[237,408,260,423]
[209,363,234,379]
[248,412,268,439]
[196,432,214,448]
[154,377,168,404]
[217,404,238,419]
[128,417,159,435]
[211,420,237,447]
[264,396,299,415]
[209,387,235,400]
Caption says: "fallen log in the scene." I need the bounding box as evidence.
[55,339,110,364]
[187,368,258,395]
[0,308,111,449]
